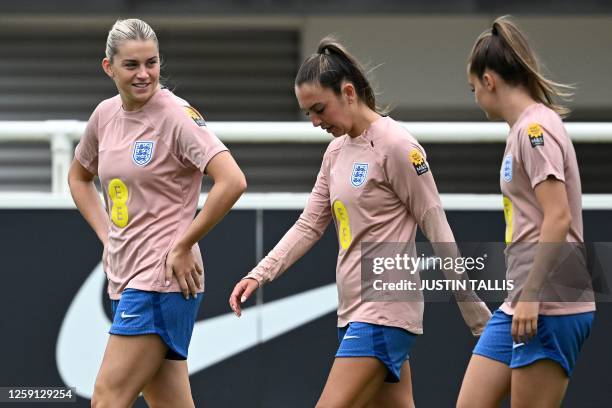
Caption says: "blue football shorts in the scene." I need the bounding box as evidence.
[473,309,594,376]
[337,321,417,383]
[110,288,203,360]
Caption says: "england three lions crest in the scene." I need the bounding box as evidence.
[502,154,513,183]
[350,163,369,187]
[132,141,155,166]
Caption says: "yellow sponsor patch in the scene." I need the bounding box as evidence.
[108,178,129,228]
[527,123,544,147]
[185,106,206,127]
[333,200,352,250]
[503,196,513,244]
[408,148,429,175]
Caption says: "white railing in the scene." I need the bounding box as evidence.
[1,191,612,210]
[2,121,612,194]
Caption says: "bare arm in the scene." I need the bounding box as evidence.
[67,159,109,246]
[174,151,246,251]
[512,178,571,343]
[165,151,247,299]
[522,178,572,295]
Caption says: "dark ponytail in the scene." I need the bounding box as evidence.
[468,16,574,117]
[296,36,381,114]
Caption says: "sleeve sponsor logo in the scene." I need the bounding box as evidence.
[527,123,544,148]
[185,106,207,127]
[350,163,369,187]
[408,148,429,175]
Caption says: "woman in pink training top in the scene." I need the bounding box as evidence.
[229,37,491,408]
[68,19,246,407]
[457,16,595,408]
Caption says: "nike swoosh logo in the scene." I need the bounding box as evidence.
[343,335,359,340]
[120,311,140,319]
[56,262,338,398]
[512,342,525,349]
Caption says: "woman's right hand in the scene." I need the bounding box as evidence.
[229,278,259,317]
[165,244,203,300]
[458,300,492,337]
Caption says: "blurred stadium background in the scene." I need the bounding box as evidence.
[1,1,611,407]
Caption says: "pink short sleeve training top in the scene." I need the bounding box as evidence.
[247,116,443,334]
[75,88,228,299]
[499,103,595,315]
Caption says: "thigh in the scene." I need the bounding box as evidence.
[366,361,414,408]
[457,355,511,408]
[337,322,416,383]
[457,309,513,407]
[143,360,194,408]
[316,357,387,408]
[511,360,568,408]
[111,289,203,360]
[94,334,167,405]
[510,312,594,377]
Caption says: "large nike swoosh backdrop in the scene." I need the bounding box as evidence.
[1,208,612,407]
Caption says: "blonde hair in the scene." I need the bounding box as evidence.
[468,16,574,117]
[105,18,158,62]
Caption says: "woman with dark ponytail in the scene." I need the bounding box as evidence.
[230,37,491,407]
[457,16,595,407]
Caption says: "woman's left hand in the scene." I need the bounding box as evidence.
[165,244,203,299]
[511,301,539,344]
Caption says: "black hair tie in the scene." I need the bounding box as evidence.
[492,23,499,36]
